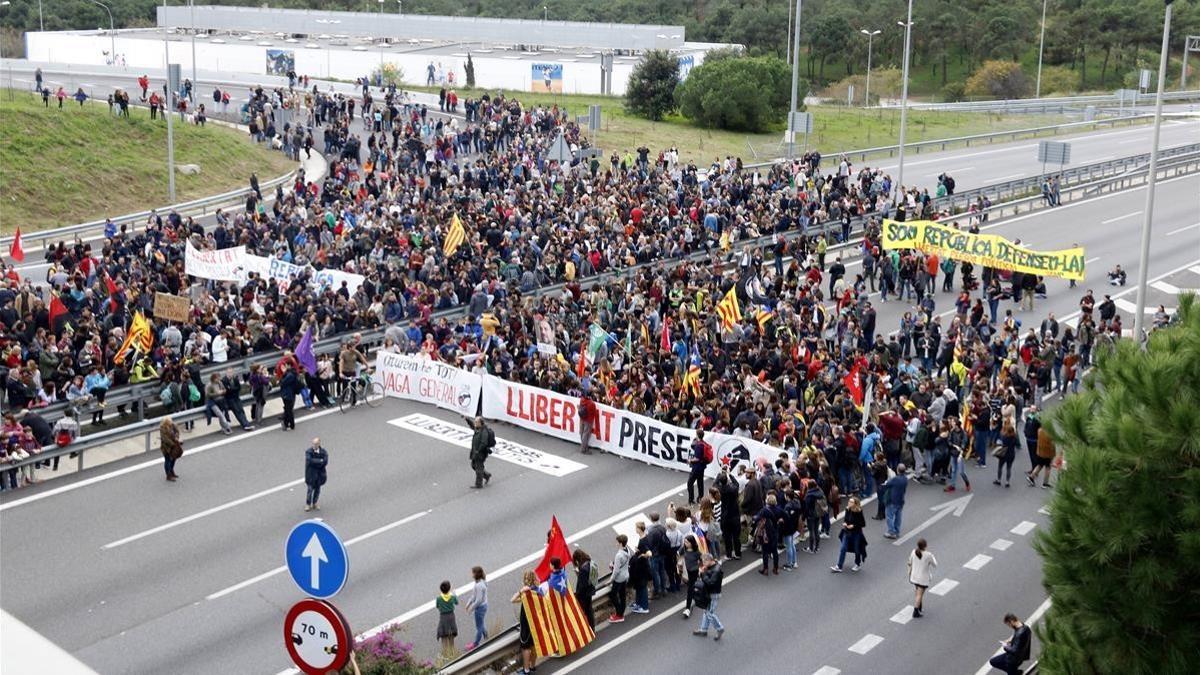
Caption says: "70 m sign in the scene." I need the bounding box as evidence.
[284,598,353,675]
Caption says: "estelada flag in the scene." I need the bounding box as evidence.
[715,286,742,330]
[534,516,572,582]
[442,213,466,257]
[114,311,155,365]
[9,227,25,262]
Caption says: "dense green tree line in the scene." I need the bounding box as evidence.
[4,0,1198,90]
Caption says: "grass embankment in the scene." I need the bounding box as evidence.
[0,90,296,231]
[409,84,1068,164]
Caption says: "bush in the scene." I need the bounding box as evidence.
[676,55,794,133]
[941,82,966,102]
[341,625,436,675]
[965,60,1030,99]
[818,68,903,106]
[465,54,476,89]
[371,63,406,89]
[624,50,680,121]
[1036,65,1079,96]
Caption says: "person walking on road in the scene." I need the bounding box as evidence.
[687,429,711,504]
[160,417,182,482]
[578,391,598,454]
[680,534,702,619]
[279,365,299,431]
[831,496,867,572]
[468,416,494,488]
[753,493,783,575]
[994,421,1018,488]
[989,613,1032,674]
[463,566,488,651]
[304,438,328,511]
[907,538,938,618]
[691,553,725,641]
[883,463,908,539]
[1026,424,1057,489]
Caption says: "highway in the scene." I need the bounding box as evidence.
[1,173,1197,674]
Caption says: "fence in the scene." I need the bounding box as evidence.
[904,89,1200,113]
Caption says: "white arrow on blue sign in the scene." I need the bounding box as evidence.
[284,520,349,599]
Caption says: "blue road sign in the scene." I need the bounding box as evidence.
[285,520,349,599]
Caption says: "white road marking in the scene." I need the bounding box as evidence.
[611,514,649,548]
[102,478,305,549]
[973,597,1054,675]
[993,173,1025,181]
[1101,211,1141,224]
[963,554,993,570]
[388,413,587,477]
[1190,266,1200,277]
[848,633,885,654]
[1010,520,1038,536]
[890,606,915,625]
[929,578,960,596]
[1038,506,1051,515]
[0,405,345,513]
[1086,256,1102,264]
[1166,222,1200,236]
[206,510,429,600]
[1115,297,1174,315]
[1151,280,1200,294]
[812,668,841,675]
[990,538,1014,551]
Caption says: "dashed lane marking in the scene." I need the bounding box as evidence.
[1011,521,1038,536]
[929,578,960,596]
[890,606,915,625]
[990,538,1014,551]
[848,633,885,655]
[963,554,993,571]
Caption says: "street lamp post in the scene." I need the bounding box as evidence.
[860,29,880,106]
[786,0,803,160]
[86,0,116,67]
[895,1,915,202]
[162,0,176,203]
[398,0,403,15]
[189,0,196,93]
[1132,0,1175,344]
[1035,0,1048,97]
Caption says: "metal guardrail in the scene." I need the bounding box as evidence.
[906,90,1200,113]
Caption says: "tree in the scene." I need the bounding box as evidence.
[965,60,1030,99]
[1035,294,1200,675]
[807,14,852,84]
[675,55,794,132]
[624,50,680,121]
[465,53,476,88]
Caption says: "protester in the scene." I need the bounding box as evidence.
[303,437,328,511]
[512,570,540,675]
[607,534,632,623]
[907,538,938,618]
[463,566,488,651]
[468,416,494,488]
[691,553,725,640]
[160,416,182,482]
[883,464,908,539]
[830,496,867,572]
[572,549,596,628]
[435,580,458,659]
[989,613,1033,674]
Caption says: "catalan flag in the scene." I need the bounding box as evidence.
[755,308,775,334]
[681,346,702,399]
[520,582,596,659]
[715,286,742,331]
[114,311,155,365]
[442,213,466,257]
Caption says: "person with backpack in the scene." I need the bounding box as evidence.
[780,488,803,569]
[802,478,826,554]
[687,429,713,504]
[469,416,494,489]
[572,549,597,628]
[753,493,784,575]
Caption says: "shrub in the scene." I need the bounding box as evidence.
[676,55,795,132]
[1036,65,1079,96]
[941,82,966,102]
[371,63,406,88]
[818,68,903,106]
[341,625,436,675]
[965,60,1030,99]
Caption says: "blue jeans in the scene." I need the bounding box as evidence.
[699,593,723,632]
[886,502,903,537]
[471,604,487,645]
[837,531,864,568]
[948,455,970,489]
[649,556,666,596]
[783,532,797,566]
[860,463,875,497]
[975,430,990,466]
[838,466,857,495]
[634,580,648,609]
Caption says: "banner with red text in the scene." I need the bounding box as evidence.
[480,375,779,476]
[374,352,482,416]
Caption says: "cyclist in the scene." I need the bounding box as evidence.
[337,339,370,400]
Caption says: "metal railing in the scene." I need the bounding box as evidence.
[904,90,1200,113]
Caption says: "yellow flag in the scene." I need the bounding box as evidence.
[443,214,466,257]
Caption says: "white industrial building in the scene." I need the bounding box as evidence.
[23,5,732,95]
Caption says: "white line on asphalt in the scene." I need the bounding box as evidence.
[990,538,1014,551]
[890,606,915,625]
[516,492,878,675]
[929,578,960,596]
[1166,222,1200,236]
[0,406,344,513]
[963,554,993,571]
[206,510,430,600]
[1038,506,1051,515]
[1010,521,1038,536]
[1115,297,1172,314]
[102,478,305,549]
[972,597,1054,675]
[812,667,842,675]
[993,173,1025,181]
[848,633,885,654]
[1190,266,1200,277]
[1086,256,1102,264]
[1101,211,1141,224]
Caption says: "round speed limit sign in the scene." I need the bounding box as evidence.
[284,598,353,675]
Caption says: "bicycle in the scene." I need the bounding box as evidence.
[338,370,383,413]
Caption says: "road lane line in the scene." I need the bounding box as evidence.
[0,406,344,512]
[972,597,1054,675]
[990,538,1014,551]
[206,510,429,600]
[1010,521,1038,536]
[890,606,915,625]
[1101,211,1141,224]
[812,667,841,675]
[1038,506,1051,515]
[1190,266,1200,276]
[963,554,993,571]
[993,173,1025,181]
[102,478,306,549]
[848,633,885,654]
[1166,222,1200,236]
[929,578,960,596]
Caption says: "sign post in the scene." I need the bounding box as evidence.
[1036,140,1071,178]
[284,598,353,675]
[285,520,349,599]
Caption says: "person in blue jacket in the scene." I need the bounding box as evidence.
[883,464,908,539]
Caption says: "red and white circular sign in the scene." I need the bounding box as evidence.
[284,598,353,675]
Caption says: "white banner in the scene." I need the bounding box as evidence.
[480,375,777,476]
[313,268,366,296]
[389,413,586,477]
[185,242,246,282]
[374,352,482,416]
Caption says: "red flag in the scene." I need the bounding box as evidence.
[660,318,671,351]
[48,294,68,329]
[575,347,587,378]
[104,274,118,296]
[8,227,24,262]
[534,516,572,583]
[843,366,864,407]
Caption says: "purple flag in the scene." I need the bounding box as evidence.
[296,327,317,375]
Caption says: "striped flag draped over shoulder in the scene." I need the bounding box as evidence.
[443,213,466,257]
[520,579,596,659]
[715,286,742,331]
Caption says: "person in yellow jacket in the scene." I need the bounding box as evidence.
[129,356,159,384]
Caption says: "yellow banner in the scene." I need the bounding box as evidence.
[881,219,1086,281]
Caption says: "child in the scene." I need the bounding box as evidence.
[436,580,458,658]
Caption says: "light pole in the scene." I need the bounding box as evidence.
[1035,0,1048,97]
[1132,0,1175,344]
[860,28,880,106]
[786,0,803,160]
[162,0,176,203]
[398,0,403,15]
[378,0,384,17]
[189,0,196,93]
[86,0,116,66]
[895,2,914,202]
[38,0,43,31]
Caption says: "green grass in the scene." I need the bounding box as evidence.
[411,84,1068,164]
[0,90,296,231]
